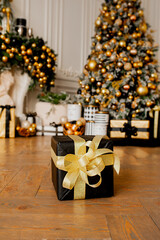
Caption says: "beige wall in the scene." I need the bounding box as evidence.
[12,0,160,112]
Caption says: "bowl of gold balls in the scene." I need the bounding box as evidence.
[62,117,86,136]
[16,120,36,137]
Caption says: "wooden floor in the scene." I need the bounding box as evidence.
[0,136,160,240]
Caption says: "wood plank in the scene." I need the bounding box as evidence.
[0,197,148,216]
[0,213,110,239]
[106,215,160,240]
[140,198,160,229]
[0,165,47,197]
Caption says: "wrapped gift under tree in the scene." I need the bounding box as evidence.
[51,135,120,201]
[0,105,15,138]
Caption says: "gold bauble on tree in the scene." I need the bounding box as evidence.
[140,22,147,33]
[90,77,95,83]
[130,49,137,55]
[115,91,121,97]
[88,60,97,71]
[130,15,137,21]
[136,86,149,96]
[146,100,152,107]
[124,62,132,71]
[119,40,126,48]
[2,56,8,63]
[95,18,102,27]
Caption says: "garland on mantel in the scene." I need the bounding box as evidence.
[0,32,57,92]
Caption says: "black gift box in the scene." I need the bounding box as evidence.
[51,136,114,201]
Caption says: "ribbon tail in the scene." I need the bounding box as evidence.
[114,154,120,174]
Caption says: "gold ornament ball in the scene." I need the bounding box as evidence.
[144,56,150,62]
[107,74,114,81]
[38,78,43,83]
[25,58,30,64]
[146,101,152,107]
[95,99,100,104]
[132,113,136,118]
[96,88,101,94]
[95,18,102,27]
[128,95,133,100]
[28,65,32,71]
[47,63,52,68]
[32,43,36,48]
[119,40,126,48]
[123,84,130,90]
[2,7,6,13]
[112,104,117,110]
[0,34,5,40]
[36,74,40,78]
[34,56,38,61]
[136,109,140,113]
[137,69,142,75]
[50,81,55,86]
[1,44,6,50]
[39,84,44,88]
[101,68,106,74]
[46,48,51,53]
[40,72,45,77]
[85,85,90,90]
[27,49,32,55]
[137,33,141,38]
[98,63,103,69]
[38,63,43,68]
[132,33,137,39]
[9,53,14,58]
[140,22,147,33]
[130,49,137,55]
[85,97,90,103]
[138,62,143,68]
[127,46,132,51]
[136,86,149,96]
[101,88,107,95]
[111,16,115,21]
[110,38,116,44]
[115,91,121,97]
[150,84,156,90]
[151,73,158,80]
[106,51,112,57]
[102,24,107,30]
[88,60,97,71]
[133,62,139,68]
[97,82,102,87]
[5,38,10,44]
[6,7,11,13]
[41,54,46,59]
[118,31,122,36]
[96,35,102,42]
[104,12,110,18]
[130,15,137,21]
[21,45,26,51]
[123,57,128,62]
[2,56,8,63]
[47,58,51,63]
[21,50,26,55]
[138,10,144,16]
[42,45,47,51]
[124,62,132,71]
[117,62,123,68]
[6,49,10,54]
[103,43,109,49]
[103,6,108,11]
[90,77,95,83]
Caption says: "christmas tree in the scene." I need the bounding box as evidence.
[79,0,160,120]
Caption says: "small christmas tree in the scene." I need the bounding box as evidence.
[79,0,160,120]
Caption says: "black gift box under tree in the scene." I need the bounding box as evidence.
[51,135,118,201]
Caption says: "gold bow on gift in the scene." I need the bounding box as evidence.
[51,135,120,200]
[149,106,160,139]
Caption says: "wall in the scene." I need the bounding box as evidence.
[11,0,160,112]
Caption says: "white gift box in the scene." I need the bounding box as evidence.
[36,125,63,136]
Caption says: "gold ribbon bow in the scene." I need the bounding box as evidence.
[149,106,160,139]
[51,135,120,199]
